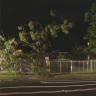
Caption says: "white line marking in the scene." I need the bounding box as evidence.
[0,83,96,89]
[0,90,65,95]
[43,79,96,81]
[41,80,96,83]
[65,88,96,92]
[1,88,96,95]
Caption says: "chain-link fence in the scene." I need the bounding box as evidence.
[49,59,96,73]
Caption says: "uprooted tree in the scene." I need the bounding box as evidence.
[18,10,74,74]
[0,34,23,73]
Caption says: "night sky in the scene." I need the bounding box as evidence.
[1,0,96,51]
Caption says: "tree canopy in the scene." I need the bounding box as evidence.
[84,1,96,59]
[18,10,74,60]
[17,10,74,73]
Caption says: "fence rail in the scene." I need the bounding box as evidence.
[48,59,96,73]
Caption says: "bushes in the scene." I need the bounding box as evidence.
[34,67,50,77]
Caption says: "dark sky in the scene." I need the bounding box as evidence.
[1,0,96,48]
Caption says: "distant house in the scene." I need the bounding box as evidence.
[58,52,68,55]
[49,50,69,60]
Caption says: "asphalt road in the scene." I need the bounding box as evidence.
[0,79,96,96]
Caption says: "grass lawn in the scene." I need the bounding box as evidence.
[0,71,96,82]
[50,74,96,80]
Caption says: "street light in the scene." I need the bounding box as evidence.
[87,42,90,71]
[87,42,90,60]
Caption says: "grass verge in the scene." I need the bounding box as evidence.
[0,71,96,82]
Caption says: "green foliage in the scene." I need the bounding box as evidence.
[0,35,5,49]
[84,12,90,22]
[19,32,29,44]
[18,26,23,30]
[84,1,96,57]
[0,35,24,73]
[91,3,96,13]
[45,26,49,32]
[4,38,16,50]
[43,44,47,49]
[28,21,33,27]
[17,10,73,75]
[50,10,55,17]
[41,31,47,40]
[68,22,73,28]
[63,19,68,24]
[83,37,88,40]
[57,54,66,59]
[34,69,50,77]
[28,21,35,30]
[19,32,23,41]
[68,46,88,60]
[36,41,41,46]
[31,59,50,77]
[0,35,5,41]
[47,21,73,37]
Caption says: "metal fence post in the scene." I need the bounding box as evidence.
[45,57,50,73]
[87,60,88,71]
[79,61,80,71]
[20,63,21,72]
[48,59,96,73]
[60,61,61,73]
[19,58,22,72]
[90,59,92,71]
[94,60,96,71]
[71,61,72,72]
[83,61,84,71]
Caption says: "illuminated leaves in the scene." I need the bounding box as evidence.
[61,24,69,34]
[43,44,47,49]
[36,41,41,46]
[19,32,29,44]
[84,2,96,54]
[50,10,55,17]
[4,38,17,51]
[0,35,5,49]
[45,26,49,32]
[41,31,47,40]
[30,31,41,40]
[90,48,96,53]
[48,24,51,28]
[18,26,23,30]
[30,25,34,30]
[28,21,35,30]
[68,22,73,28]
[46,19,73,37]
[17,10,74,64]
[28,21,33,27]
[13,49,23,56]
[7,38,15,45]
[0,35,23,72]
[84,12,90,22]
[32,45,37,50]
[64,29,69,34]
[83,37,88,40]
[31,52,37,59]
[91,4,96,13]
[19,32,24,41]
[63,19,68,25]
[0,35,5,41]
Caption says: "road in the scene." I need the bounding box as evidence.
[0,79,96,96]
